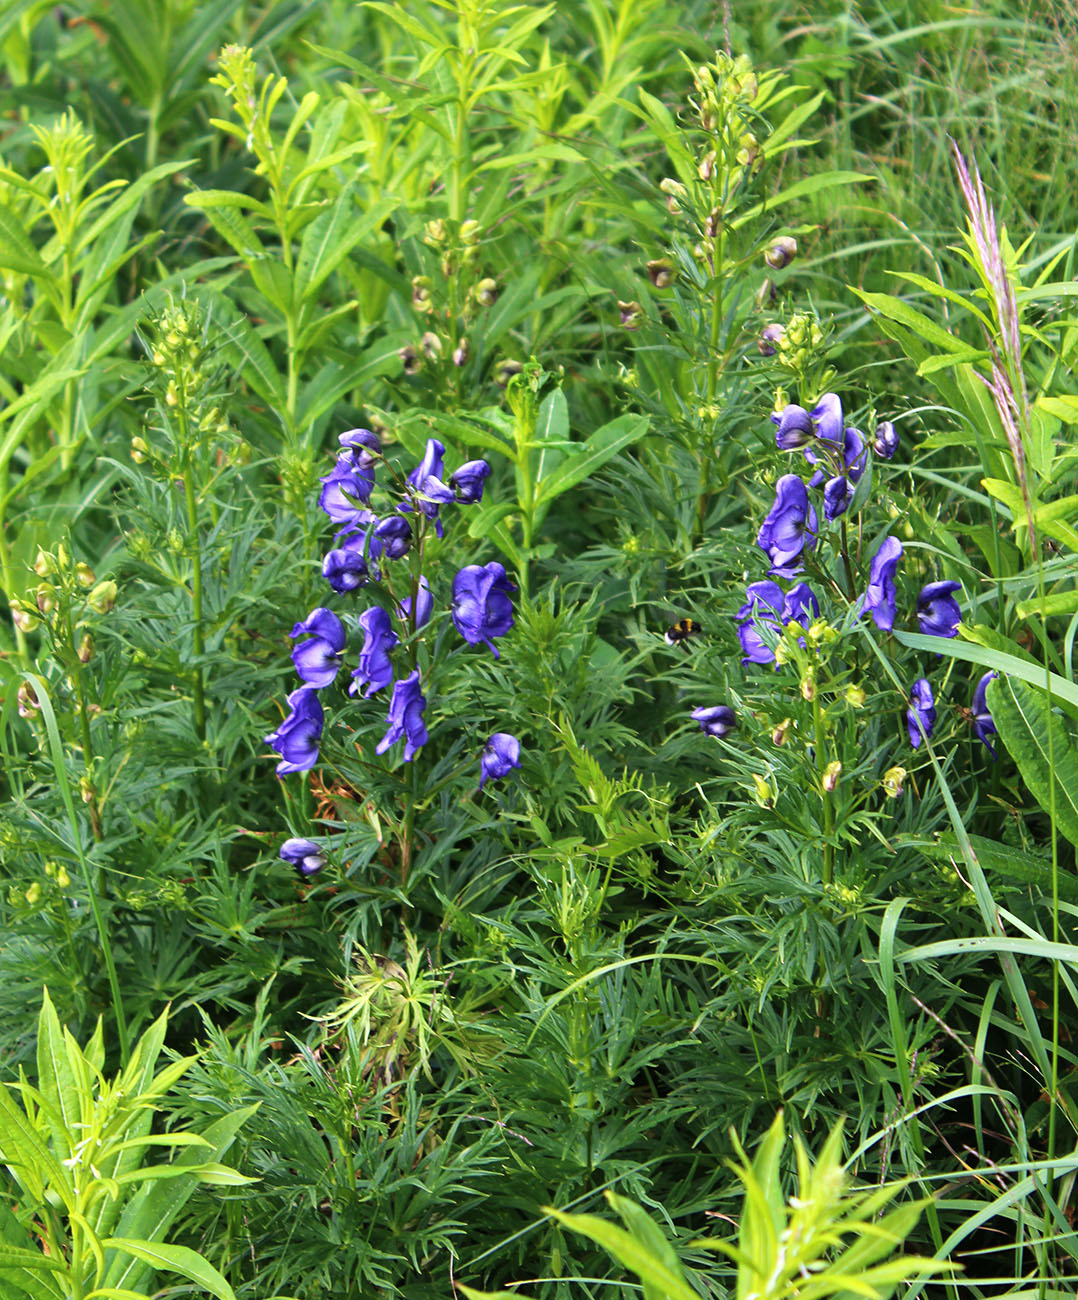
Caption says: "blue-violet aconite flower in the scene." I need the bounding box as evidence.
[450,459,491,504]
[772,404,814,451]
[907,677,936,748]
[371,514,412,560]
[266,687,323,775]
[322,536,369,594]
[736,580,785,664]
[810,392,844,444]
[917,580,962,639]
[452,561,516,657]
[319,453,374,527]
[692,705,737,738]
[972,671,998,758]
[338,428,381,466]
[351,606,398,697]
[874,421,899,460]
[861,536,904,631]
[279,838,325,877]
[375,670,428,761]
[783,582,819,625]
[479,733,522,789]
[756,475,817,577]
[290,607,346,687]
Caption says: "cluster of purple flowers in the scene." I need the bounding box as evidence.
[903,671,997,757]
[267,432,522,874]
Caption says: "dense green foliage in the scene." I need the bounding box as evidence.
[2,1,1077,1297]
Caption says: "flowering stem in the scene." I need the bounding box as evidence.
[813,689,833,884]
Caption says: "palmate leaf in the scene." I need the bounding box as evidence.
[988,675,1078,851]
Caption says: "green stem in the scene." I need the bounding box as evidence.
[813,688,833,884]
[180,436,207,742]
[0,472,30,668]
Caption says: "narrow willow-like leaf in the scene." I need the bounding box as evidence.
[545,1208,701,1300]
[101,1239,235,1300]
[988,675,1078,850]
[533,414,649,508]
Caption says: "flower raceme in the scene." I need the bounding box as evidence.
[736,580,819,665]
[452,561,516,656]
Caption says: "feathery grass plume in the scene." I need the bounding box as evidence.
[950,140,1036,544]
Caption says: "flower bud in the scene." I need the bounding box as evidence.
[752,772,775,807]
[452,337,470,366]
[474,277,498,307]
[459,219,481,245]
[56,866,71,889]
[398,345,421,376]
[764,236,798,270]
[75,562,95,587]
[88,580,117,614]
[698,150,716,181]
[704,208,722,239]
[822,760,842,793]
[423,219,446,246]
[800,672,815,701]
[618,300,643,330]
[647,259,675,288]
[736,132,758,167]
[130,436,148,463]
[882,766,907,799]
[33,549,53,578]
[25,882,41,905]
[77,633,93,663]
[420,331,442,360]
[17,681,39,717]
[11,602,39,633]
[411,276,433,312]
[757,323,785,356]
[756,278,777,310]
[771,717,792,746]
[845,684,866,708]
[497,359,524,387]
[35,584,55,615]
[79,776,95,804]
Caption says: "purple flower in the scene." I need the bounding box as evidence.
[823,474,854,520]
[398,575,433,631]
[972,671,998,758]
[917,580,962,638]
[290,608,346,687]
[338,428,381,467]
[451,561,516,657]
[279,838,325,877]
[692,705,737,738]
[783,582,819,625]
[843,426,867,483]
[479,733,522,789]
[450,459,491,504]
[811,393,844,444]
[861,536,904,632]
[907,677,936,748]
[319,453,375,527]
[736,581,785,664]
[405,437,453,535]
[772,404,814,451]
[756,475,817,577]
[375,669,428,761]
[874,421,899,460]
[350,606,398,698]
[407,437,446,493]
[371,514,412,560]
[266,687,323,775]
[322,536,369,594]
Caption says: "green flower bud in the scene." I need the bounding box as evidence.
[764,236,798,270]
[882,766,907,799]
[88,580,117,614]
[822,760,842,793]
[646,259,676,288]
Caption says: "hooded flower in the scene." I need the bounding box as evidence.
[350,606,398,698]
[452,561,516,656]
[756,475,817,577]
[375,669,428,761]
[319,453,375,528]
[266,687,323,775]
[692,705,737,738]
[449,459,491,504]
[398,575,433,631]
[972,671,998,758]
[290,608,346,688]
[479,733,522,789]
[783,582,819,625]
[907,677,936,748]
[772,404,814,451]
[736,581,785,664]
[810,393,844,444]
[861,536,904,631]
[874,421,899,460]
[405,438,453,536]
[279,838,325,877]
[338,428,381,468]
[370,514,412,560]
[322,535,370,594]
[823,474,854,521]
[917,580,962,638]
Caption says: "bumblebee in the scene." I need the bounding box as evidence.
[665,617,703,649]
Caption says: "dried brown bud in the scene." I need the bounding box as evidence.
[647,259,675,289]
